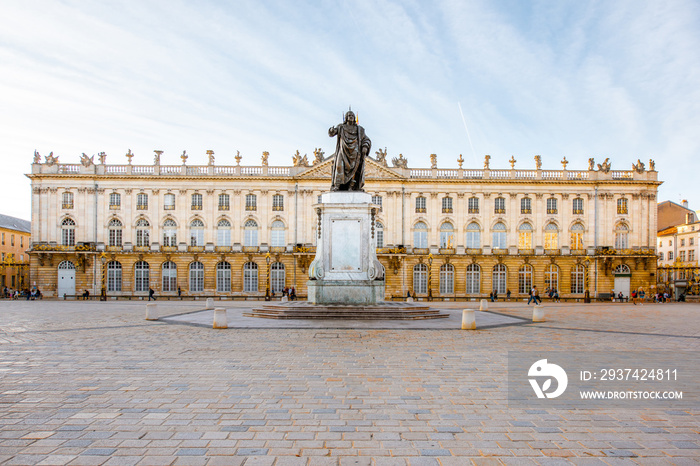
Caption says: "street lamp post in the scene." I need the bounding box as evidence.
[100,253,107,301]
[265,253,271,301]
[584,259,591,303]
[427,254,433,302]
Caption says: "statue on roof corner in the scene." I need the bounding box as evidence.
[329,109,371,191]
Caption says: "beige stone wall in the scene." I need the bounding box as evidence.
[27,158,660,298]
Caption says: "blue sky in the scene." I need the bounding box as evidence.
[2,0,699,221]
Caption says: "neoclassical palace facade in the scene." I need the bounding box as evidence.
[28,151,660,299]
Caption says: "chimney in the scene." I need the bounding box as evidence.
[682,199,688,208]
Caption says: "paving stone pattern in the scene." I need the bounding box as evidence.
[0,300,698,465]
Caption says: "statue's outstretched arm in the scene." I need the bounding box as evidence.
[328,126,338,137]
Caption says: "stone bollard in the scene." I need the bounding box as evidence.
[281,295,289,302]
[145,303,158,321]
[206,298,214,310]
[532,306,545,322]
[407,297,414,303]
[461,309,476,330]
[213,308,228,329]
[479,299,488,311]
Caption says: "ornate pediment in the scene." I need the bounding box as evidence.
[295,158,406,181]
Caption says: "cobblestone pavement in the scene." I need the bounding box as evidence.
[0,300,698,465]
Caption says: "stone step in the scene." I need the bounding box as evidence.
[245,303,450,320]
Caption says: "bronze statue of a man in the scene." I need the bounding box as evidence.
[329,110,371,191]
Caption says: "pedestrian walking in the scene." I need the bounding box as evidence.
[148,288,156,301]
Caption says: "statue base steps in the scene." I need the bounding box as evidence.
[244,302,449,320]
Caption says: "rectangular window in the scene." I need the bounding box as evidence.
[679,251,686,261]
[494,197,505,214]
[468,197,479,214]
[572,198,584,215]
[1,232,3,244]
[690,238,695,246]
[415,196,426,213]
[272,194,284,211]
[372,195,383,211]
[546,198,557,214]
[689,250,695,261]
[442,197,453,213]
[218,194,230,211]
[62,192,74,209]
[668,251,674,261]
[680,239,685,247]
[617,198,628,214]
[109,193,121,209]
[137,193,148,210]
[164,194,175,210]
[245,194,257,211]
[492,231,507,249]
[520,197,531,214]
[191,193,203,210]
[20,236,23,248]
[11,235,14,246]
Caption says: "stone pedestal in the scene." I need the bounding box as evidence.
[307,192,385,305]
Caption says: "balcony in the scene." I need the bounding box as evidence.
[545,249,561,255]
[415,207,426,213]
[134,246,150,252]
[573,209,584,215]
[412,248,429,255]
[492,248,508,255]
[438,248,455,255]
[106,245,123,252]
[519,249,535,255]
[161,246,177,252]
[164,205,175,210]
[188,246,205,252]
[442,208,453,214]
[242,246,259,253]
[465,248,482,255]
[617,207,628,214]
[215,246,232,252]
[218,205,230,211]
[109,204,120,210]
[136,204,148,210]
[245,205,257,211]
[521,209,532,214]
[270,246,286,253]
[547,209,558,214]
[468,208,479,214]
[570,249,586,255]
[62,203,73,209]
[494,208,505,214]
[272,205,284,211]
[191,205,202,210]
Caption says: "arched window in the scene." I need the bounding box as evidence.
[614,264,631,275]
[466,263,480,294]
[216,262,231,292]
[492,264,507,294]
[413,263,428,294]
[545,264,559,292]
[107,261,122,291]
[190,219,204,247]
[518,223,533,249]
[58,260,75,270]
[492,222,506,249]
[544,223,559,249]
[570,264,585,294]
[134,261,150,292]
[244,220,258,247]
[163,219,177,247]
[375,222,384,248]
[614,224,629,249]
[466,222,481,249]
[271,262,285,293]
[244,262,258,292]
[413,222,428,249]
[189,261,204,292]
[162,261,177,292]
[136,219,150,247]
[518,264,533,294]
[439,222,454,248]
[271,220,285,248]
[108,219,122,247]
[439,263,454,294]
[61,218,75,246]
[217,219,231,247]
[570,223,584,250]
